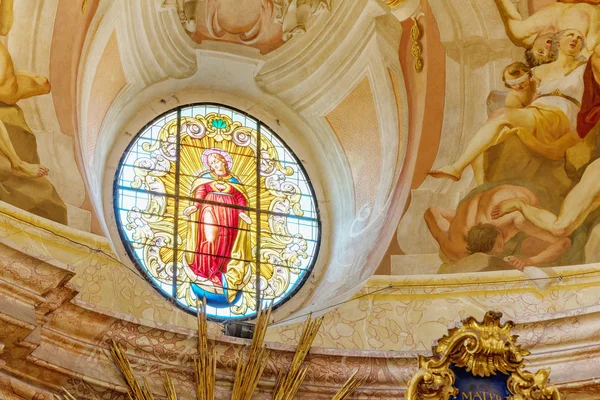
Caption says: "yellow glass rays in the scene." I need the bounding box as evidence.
[114,104,320,320]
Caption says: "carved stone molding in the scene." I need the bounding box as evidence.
[255,0,411,318]
[0,201,598,397]
[77,0,198,220]
[116,0,197,86]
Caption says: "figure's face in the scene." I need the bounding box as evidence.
[531,33,555,64]
[504,70,531,91]
[558,29,584,56]
[209,154,227,176]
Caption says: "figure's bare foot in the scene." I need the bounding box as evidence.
[428,165,461,181]
[210,275,223,287]
[12,161,48,178]
[491,197,527,219]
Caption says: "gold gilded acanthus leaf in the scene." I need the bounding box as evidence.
[434,311,529,377]
[405,354,458,400]
[406,311,561,400]
[507,368,560,400]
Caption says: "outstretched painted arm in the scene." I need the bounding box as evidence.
[513,215,571,266]
[494,0,554,48]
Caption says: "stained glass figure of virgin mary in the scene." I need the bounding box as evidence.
[183,148,251,306]
[114,104,320,320]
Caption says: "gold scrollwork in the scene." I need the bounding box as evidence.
[410,18,424,72]
[405,354,458,400]
[406,311,561,400]
[507,369,561,400]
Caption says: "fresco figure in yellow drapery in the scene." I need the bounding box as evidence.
[0,0,50,178]
[429,30,586,182]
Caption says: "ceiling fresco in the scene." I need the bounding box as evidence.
[0,0,599,330]
[394,0,600,277]
[175,0,332,53]
[2,0,600,397]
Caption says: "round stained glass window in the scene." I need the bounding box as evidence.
[114,104,321,320]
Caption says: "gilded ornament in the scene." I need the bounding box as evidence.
[435,312,528,377]
[410,20,421,41]
[410,18,424,72]
[414,58,424,72]
[507,369,561,400]
[406,311,561,400]
[405,354,458,400]
[411,42,422,59]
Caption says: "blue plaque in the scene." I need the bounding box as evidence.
[450,365,511,400]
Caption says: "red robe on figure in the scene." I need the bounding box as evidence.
[188,172,248,286]
[578,58,600,138]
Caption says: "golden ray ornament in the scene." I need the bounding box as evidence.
[195,299,216,400]
[53,388,77,400]
[55,301,369,399]
[164,372,178,400]
[331,371,366,400]
[111,340,156,400]
[273,313,324,400]
[406,311,560,400]
[231,303,273,400]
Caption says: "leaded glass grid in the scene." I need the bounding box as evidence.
[114,104,321,320]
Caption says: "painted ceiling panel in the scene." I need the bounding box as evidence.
[326,77,382,212]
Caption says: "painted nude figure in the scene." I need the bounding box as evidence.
[0,0,49,178]
[425,184,571,270]
[495,0,600,64]
[492,158,600,238]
